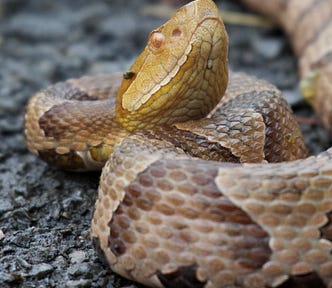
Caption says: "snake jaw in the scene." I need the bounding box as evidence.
[115,0,228,132]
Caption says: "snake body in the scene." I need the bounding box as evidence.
[24,0,332,287]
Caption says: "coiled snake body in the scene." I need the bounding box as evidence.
[24,0,332,287]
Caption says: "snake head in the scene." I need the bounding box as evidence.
[116,0,229,132]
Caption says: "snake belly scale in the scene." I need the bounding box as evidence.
[24,0,332,287]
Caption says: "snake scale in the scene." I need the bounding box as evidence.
[24,0,332,287]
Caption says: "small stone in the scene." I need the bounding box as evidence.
[29,263,54,278]
[69,250,86,264]
[16,257,32,269]
[65,279,92,288]
[53,255,67,269]
[0,229,5,240]
[68,263,90,277]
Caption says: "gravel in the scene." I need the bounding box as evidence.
[0,0,330,287]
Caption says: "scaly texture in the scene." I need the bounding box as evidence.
[241,0,332,134]
[24,0,332,287]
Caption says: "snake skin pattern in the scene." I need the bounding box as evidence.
[24,0,332,287]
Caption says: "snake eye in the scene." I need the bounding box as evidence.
[172,28,182,37]
[150,32,165,50]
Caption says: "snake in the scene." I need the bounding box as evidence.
[24,0,332,287]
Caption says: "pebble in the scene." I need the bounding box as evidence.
[66,279,92,288]
[69,250,86,264]
[68,263,90,277]
[16,257,32,269]
[0,229,5,240]
[53,255,67,269]
[28,263,54,278]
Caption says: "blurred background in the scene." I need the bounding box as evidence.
[0,1,328,287]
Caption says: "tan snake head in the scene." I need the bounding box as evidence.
[115,0,229,132]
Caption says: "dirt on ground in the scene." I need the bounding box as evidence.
[0,0,330,288]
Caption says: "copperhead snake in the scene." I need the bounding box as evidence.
[24,0,332,287]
